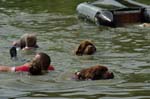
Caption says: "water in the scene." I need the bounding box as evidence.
[0,0,150,99]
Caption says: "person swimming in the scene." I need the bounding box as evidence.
[0,52,54,75]
[12,33,38,50]
[10,33,39,59]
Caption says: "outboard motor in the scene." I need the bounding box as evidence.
[76,2,113,26]
[143,7,150,22]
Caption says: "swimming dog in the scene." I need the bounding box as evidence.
[74,65,114,80]
[75,40,96,55]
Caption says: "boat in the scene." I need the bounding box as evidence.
[76,2,150,27]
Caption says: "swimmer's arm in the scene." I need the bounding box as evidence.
[0,63,30,72]
[0,66,12,72]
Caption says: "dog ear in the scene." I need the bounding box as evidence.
[78,67,96,80]
[75,43,84,55]
[86,66,102,80]
[75,40,88,55]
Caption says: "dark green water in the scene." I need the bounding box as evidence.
[135,0,150,5]
[0,0,150,99]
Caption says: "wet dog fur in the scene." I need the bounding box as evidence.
[74,65,114,80]
[75,40,96,55]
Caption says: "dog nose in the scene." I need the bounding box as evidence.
[103,71,114,79]
[109,72,114,79]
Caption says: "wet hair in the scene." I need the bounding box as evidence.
[29,59,43,75]
[24,34,37,48]
[14,33,38,49]
[29,52,51,75]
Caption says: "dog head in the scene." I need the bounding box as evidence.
[74,65,114,80]
[75,40,96,56]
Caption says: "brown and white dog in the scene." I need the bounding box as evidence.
[75,40,96,56]
[12,33,38,50]
[74,65,114,80]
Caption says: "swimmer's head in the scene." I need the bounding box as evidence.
[29,52,51,75]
